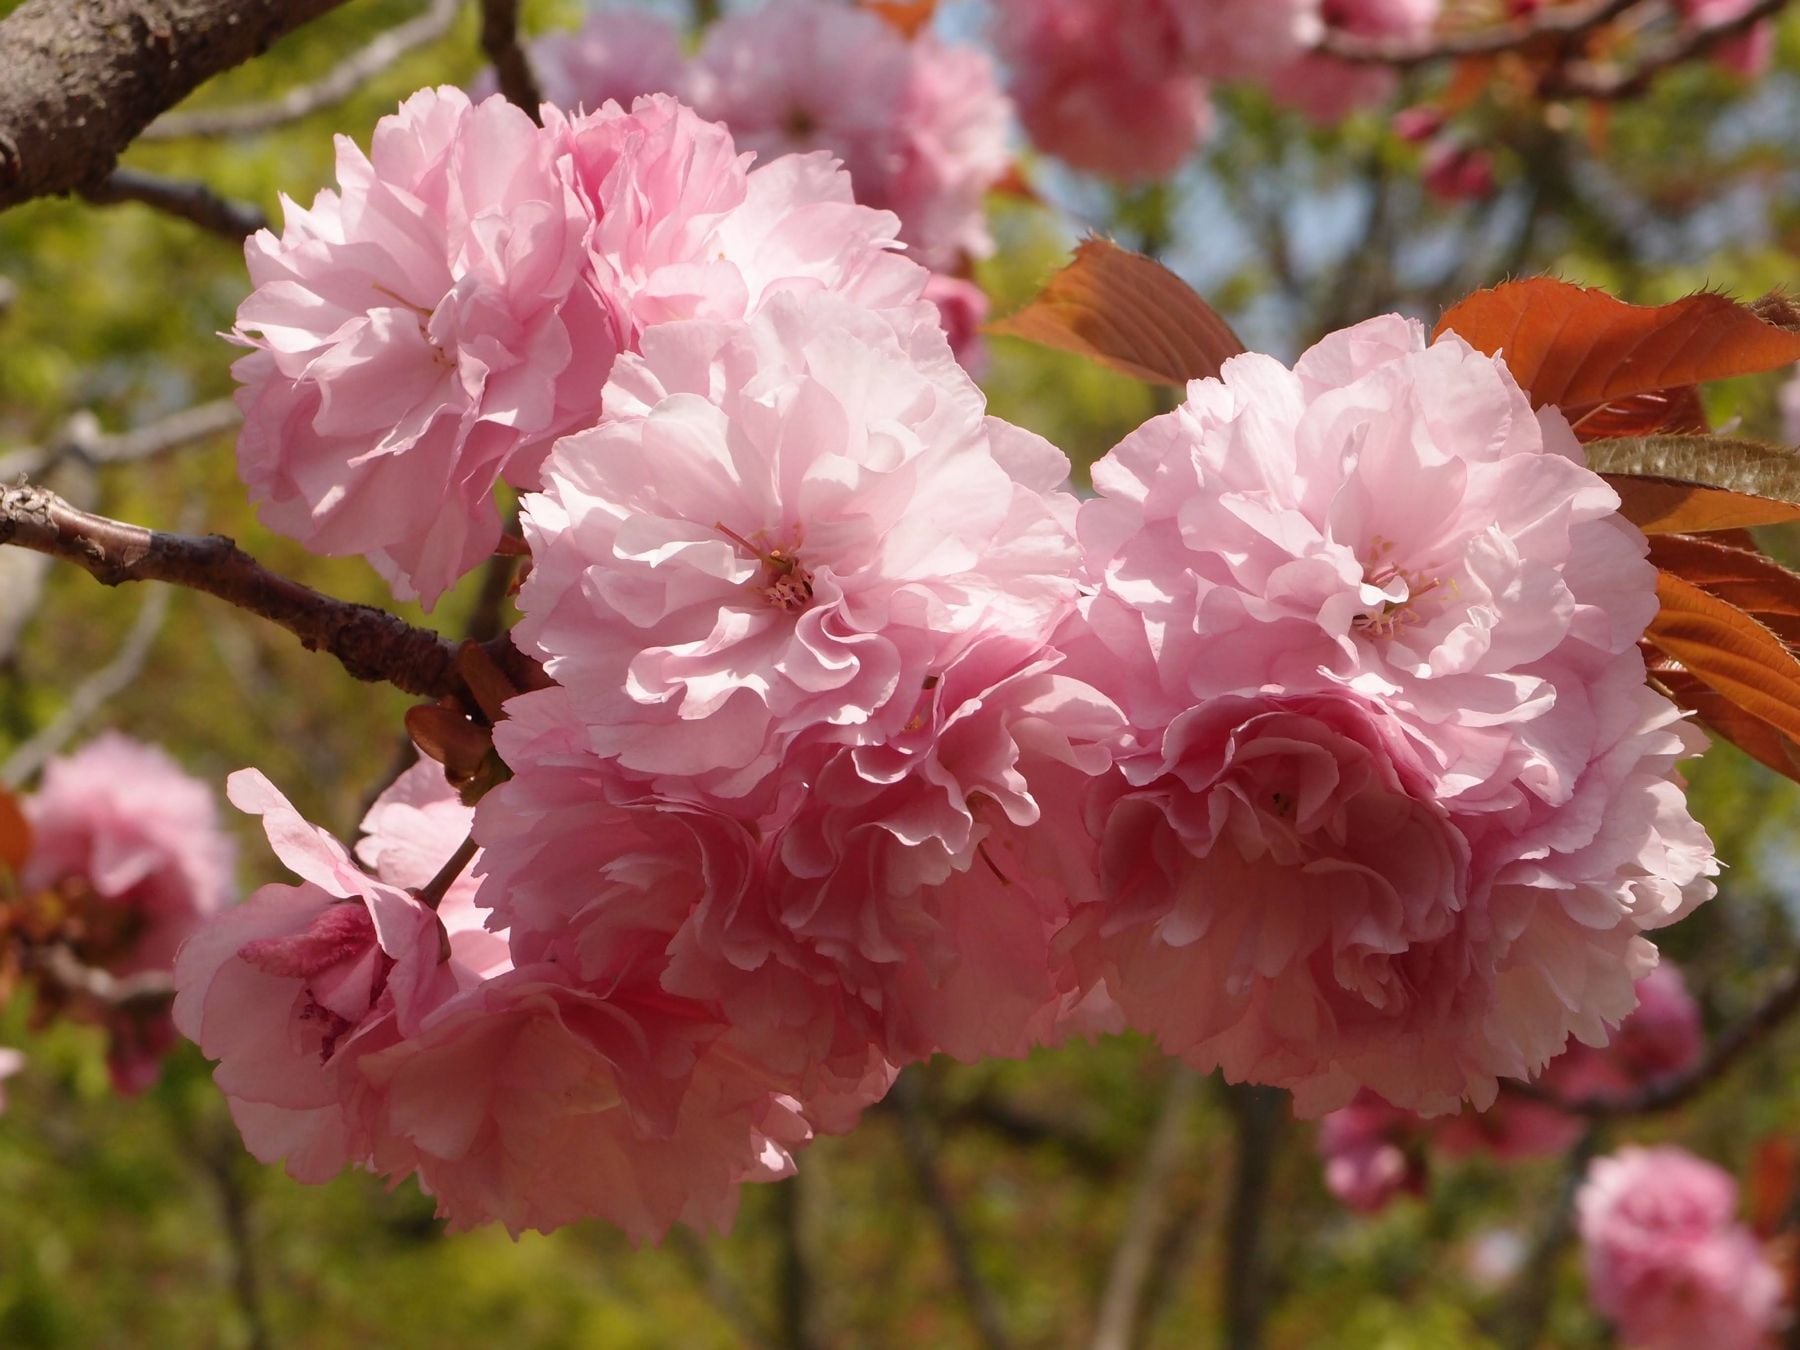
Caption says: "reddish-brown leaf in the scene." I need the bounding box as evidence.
[1646,571,1800,744]
[1654,667,1800,781]
[1603,477,1800,533]
[862,0,935,36]
[1748,1136,1799,1238]
[1566,386,1707,442]
[1587,435,1800,533]
[988,238,1247,386]
[1435,278,1800,411]
[0,787,29,875]
[1647,534,1800,646]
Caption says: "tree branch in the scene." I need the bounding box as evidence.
[31,944,175,1009]
[1318,0,1640,67]
[143,0,460,140]
[1090,1066,1199,1350]
[1544,0,1792,98]
[478,0,541,117]
[0,481,466,699]
[0,0,356,213]
[0,400,241,483]
[1220,1084,1288,1350]
[893,1071,1012,1350]
[78,166,267,240]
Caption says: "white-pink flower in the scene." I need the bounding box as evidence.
[690,0,1009,271]
[1068,316,1717,1115]
[474,7,685,112]
[233,86,610,607]
[173,763,501,1183]
[1578,1145,1786,1349]
[513,292,1079,816]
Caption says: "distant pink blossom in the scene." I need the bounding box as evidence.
[1317,1090,1424,1212]
[1268,0,1441,124]
[1421,141,1497,201]
[0,1049,23,1113]
[1682,0,1776,78]
[690,0,1010,269]
[174,764,501,1184]
[512,293,1079,816]
[1070,316,1717,1116]
[992,0,1213,182]
[472,7,685,111]
[1578,1145,1785,1349]
[1783,366,1800,446]
[923,273,989,374]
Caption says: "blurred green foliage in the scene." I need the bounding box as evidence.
[3,1,1800,1346]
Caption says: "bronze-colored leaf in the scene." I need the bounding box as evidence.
[988,238,1247,386]
[1587,436,1800,532]
[1435,278,1800,411]
[0,787,30,876]
[1567,386,1708,442]
[456,641,517,724]
[1652,667,1800,782]
[862,0,935,36]
[405,704,495,783]
[1646,571,1800,744]
[1646,534,1800,646]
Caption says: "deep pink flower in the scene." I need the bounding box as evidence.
[1070,316,1717,1115]
[173,764,501,1183]
[1682,0,1776,77]
[690,1,1010,270]
[1317,1089,1425,1212]
[922,273,989,374]
[1578,1145,1786,1349]
[1421,141,1497,201]
[992,0,1213,183]
[513,293,1079,816]
[473,7,685,112]
[1267,0,1440,124]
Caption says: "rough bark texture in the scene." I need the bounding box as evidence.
[0,0,353,211]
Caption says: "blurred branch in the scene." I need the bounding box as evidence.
[670,1232,775,1350]
[143,0,461,140]
[78,166,267,240]
[1090,1066,1199,1350]
[2,583,172,787]
[1220,1084,1288,1350]
[1545,0,1793,98]
[478,0,541,116]
[1496,1127,1598,1350]
[29,944,175,1009]
[774,1173,822,1350]
[1319,0,1639,67]
[0,399,240,483]
[0,481,473,700]
[1512,960,1800,1118]
[0,0,355,212]
[894,1072,1012,1350]
[935,1090,1118,1177]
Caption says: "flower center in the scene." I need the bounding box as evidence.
[716,523,815,613]
[1353,537,1445,638]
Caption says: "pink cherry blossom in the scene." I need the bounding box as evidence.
[232,86,611,608]
[473,7,685,112]
[512,293,1080,816]
[690,1,1010,271]
[1578,1145,1786,1349]
[23,732,235,977]
[173,764,501,1183]
[991,0,1213,183]
[1070,316,1717,1115]
[1317,1090,1424,1212]
[1421,140,1498,202]
[1682,0,1776,78]
[1781,365,1800,446]
[922,273,989,374]
[1267,0,1441,124]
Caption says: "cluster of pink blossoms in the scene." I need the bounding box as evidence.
[481,1,1009,280]
[991,0,1438,182]
[1578,1145,1785,1348]
[1318,964,1704,1212]
[7,734,235,1093]
[195,86,1720,1237]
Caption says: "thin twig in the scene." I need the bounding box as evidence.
[0,482,471,700]
[893,1071,1012,1350]
[2,584,171,787]
[1319,0,1640,67]
[1497,1127,1599,1350]
[79,167,267,240]
[1220,1084,1288,1350]
[0,399,240,499]
[144,0,460,140]
[1507,961,1800,1118]
[199,1120,274,1350]
[670,1231,776,1350]
[1090,1066,1199,1350]
[1546,0,1793,98]
[479,0,542,117]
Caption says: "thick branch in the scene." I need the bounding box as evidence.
[79,166,267,240]
[144,0,459,140]
[479,0,541,116]
[1545,0,1792,98]
[0,482,462,699]
[1319,0,1640,67]
[0,0,355,212]
[33,944,175,1008]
